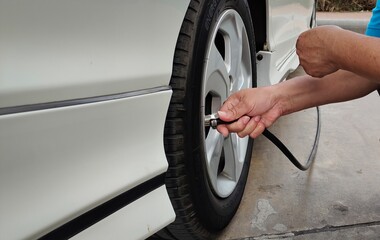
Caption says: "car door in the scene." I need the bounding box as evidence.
[0,1,189,239]
[257,0,315,86]
[267,0,315,65]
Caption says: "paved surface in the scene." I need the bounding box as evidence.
[218,67,380,240]
[219,13,380,240]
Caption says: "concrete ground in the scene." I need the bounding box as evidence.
[218,68,380,240]
[219,13,380,240]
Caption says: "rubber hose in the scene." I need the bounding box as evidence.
[262,106,321,171]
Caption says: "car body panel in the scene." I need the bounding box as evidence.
[267,0,314,52]
[256,49,300,87]
[0,90,173,240]
[0,0,189,108]
[257,0,314,86]
[71,186,175,240]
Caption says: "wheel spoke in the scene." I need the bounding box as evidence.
[205,129,224,187]
[222,135,237,181]
[220,15,242,74]
[204,43,230,100]
[234,29,252,92]
[222,133,247,181]
[219,13,251,93]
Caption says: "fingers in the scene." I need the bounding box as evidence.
[236,116,261,138]
[217,116,250,137]
[225,116,250,132]
[249,122,266,138]
[215,87,278,138]
[216,116,266,139]
[216,125,229,138]
[218,90,253,122]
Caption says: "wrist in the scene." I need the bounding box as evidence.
[268,83,290,116]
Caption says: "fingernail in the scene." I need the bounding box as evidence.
[218,111,227,118]
[254,116,261,122]
[242,116,250,125]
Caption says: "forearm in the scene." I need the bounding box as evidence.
[332,29,380,83]
[217,69,378,138]
[273,70,379,115]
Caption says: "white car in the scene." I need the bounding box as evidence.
[0,0,315,239]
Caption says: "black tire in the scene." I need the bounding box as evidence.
[161,0,257,239]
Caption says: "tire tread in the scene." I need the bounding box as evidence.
[156,0,255,239]
[159,0,207,239]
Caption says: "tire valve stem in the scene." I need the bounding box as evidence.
[204,113,238,129]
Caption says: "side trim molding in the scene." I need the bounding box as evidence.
[39,173,166,240]
[0,86,170,116]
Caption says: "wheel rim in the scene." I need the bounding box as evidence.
[201,9,252,198]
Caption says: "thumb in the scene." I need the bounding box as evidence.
[218,94,249,121]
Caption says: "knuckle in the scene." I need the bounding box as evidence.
[249,132,257,139]
[227,124,241,132]
[237,132,246,138]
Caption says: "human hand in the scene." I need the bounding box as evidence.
[216,87,284,138]
[296,25,342,78]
